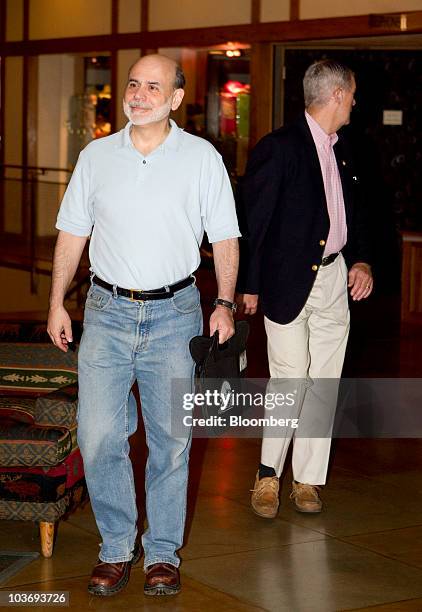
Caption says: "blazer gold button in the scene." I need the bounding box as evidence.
[319,240,325,246]
[312,264,318,271]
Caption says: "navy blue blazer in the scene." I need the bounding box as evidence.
[236,114,371,324]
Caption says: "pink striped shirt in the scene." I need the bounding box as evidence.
[305,111,347,255]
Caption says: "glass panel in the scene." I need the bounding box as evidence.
[36,53,111,236]
[37,53,111,171]
[158,46,251,179]
[205,50,251,178]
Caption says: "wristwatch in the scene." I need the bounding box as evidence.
[213,298,237,312]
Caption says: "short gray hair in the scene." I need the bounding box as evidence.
[303,60,354,108]
[174,64,185,89]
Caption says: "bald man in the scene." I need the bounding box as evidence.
[48,54,240,597]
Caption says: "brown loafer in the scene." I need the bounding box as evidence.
[290,481,323,513]
[88,540,141,597]
[144,563,181,596]
[251,471,279,519]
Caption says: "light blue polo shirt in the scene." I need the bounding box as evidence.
[56,119,240,289]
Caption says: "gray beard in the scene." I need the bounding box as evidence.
[122,98,173,126]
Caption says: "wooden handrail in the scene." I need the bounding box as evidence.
[1,163,73,174]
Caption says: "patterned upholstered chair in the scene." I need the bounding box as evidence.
[0,325,87,557]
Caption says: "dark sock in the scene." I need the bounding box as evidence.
[259,463,277,479]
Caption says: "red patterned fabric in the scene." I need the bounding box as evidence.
[0,328,87,529]
[0,449,84,502]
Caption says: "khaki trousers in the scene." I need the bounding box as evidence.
[262,254,350,485]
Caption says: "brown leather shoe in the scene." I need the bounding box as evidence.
[290,481,322,513]
[251,471,279,518]
[88,540,141,596]
[144,563,181,596]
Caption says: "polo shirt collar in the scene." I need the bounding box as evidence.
[117,118,182,152]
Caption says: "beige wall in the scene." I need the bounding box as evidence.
[0,267,51,312]
[301,0,422,19]
[149,0,251,30]
[118,0,142,33]
[261,0,290,22]
[29,0,112,39]
[6,0,422,42]
[6,0,23,41]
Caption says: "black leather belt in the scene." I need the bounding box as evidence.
[92,274,194,301]
[321,252,340,267]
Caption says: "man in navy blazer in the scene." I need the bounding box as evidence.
[237,60,373,517]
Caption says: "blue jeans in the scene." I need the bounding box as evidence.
[77,280,202,568]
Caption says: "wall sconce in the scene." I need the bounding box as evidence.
[226,49,241,58]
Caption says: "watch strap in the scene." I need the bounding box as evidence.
[213,298,237,312]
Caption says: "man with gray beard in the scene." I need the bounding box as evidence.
[47,54,240,597]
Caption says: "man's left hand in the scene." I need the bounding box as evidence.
[209,306,235,343]
[348,262,373,301]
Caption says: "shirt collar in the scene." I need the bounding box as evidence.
[117,118,182,152]
[305,111,338,148]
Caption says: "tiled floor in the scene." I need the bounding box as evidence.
[1,287,422,611]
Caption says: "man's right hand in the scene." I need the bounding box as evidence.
[47,305,73,352]
[236,293,259,315]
